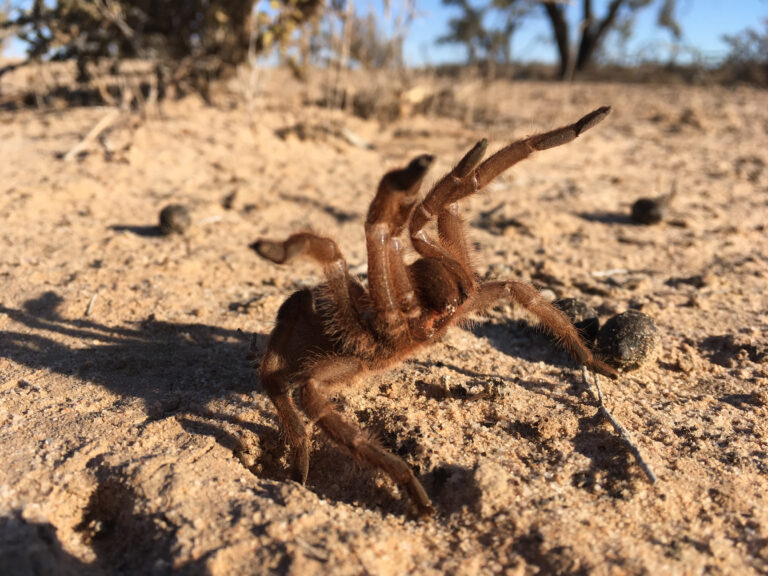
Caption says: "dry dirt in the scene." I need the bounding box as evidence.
[1,70,767,575]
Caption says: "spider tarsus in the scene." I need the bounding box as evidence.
[530,106,612,151]
[574,105,612,135]
[417,503,436,517]
[454,138,488,178]
[592,357,619,380]
[250,240,286,264]
[292,448,310,485]
[390,154,434,190]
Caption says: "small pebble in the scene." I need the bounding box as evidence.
[554,298,599,343]
[159,204,191,235]
[598,310,659,370]
[630,184,676,225]
[631,198,665,224]
[539,288,557,302]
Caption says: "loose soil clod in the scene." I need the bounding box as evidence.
[630,181,677,225]
[554,298,600,343]
[598,310,659,370]
[159,204,191,235]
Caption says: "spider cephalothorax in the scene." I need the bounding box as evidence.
[252,106,617,515]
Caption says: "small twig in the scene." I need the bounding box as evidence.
[582,366,657,484]
[85,293,98,317]
[590,268,630,278]
[63,109,121,162]
[339,128,374,150]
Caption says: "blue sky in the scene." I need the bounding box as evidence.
[380,0,768,65]
[3,0,766,65]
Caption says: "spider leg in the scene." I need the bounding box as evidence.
[258,293,312,483]
[252,232,373,350]
[474,106,611,191]
[365,156,433,342]
[467,280,618,379]
[410,107,611,269]
[409,139,487,272]
[261,368,310,483]
[298,358,434,516]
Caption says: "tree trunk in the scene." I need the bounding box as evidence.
[576,0,626,72]
[543,3,570,79]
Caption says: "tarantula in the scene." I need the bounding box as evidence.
[252,106,617,515]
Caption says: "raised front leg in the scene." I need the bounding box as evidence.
[409,139,487,272]
[410,107,611,263]
[252,232,373,352]
[474,106,611,189]
[365,156,432,343]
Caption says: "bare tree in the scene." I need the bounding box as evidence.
[437,0,489,65]
[721,18,768,85]
[438,0,532,72]
[540,0,682,79]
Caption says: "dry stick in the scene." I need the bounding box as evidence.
[85,293,98,317]
[582,366,658,484]
[63,108,121,162]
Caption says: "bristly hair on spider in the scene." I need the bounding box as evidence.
[252,106,618,516]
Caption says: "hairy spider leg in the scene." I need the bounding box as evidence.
[464,280,618,379]
[365,155,433,344]
[409,139,487,273]
[474,106,611,190]
[258,291,312,483]
[298,358,435,516]
[411,106,611,275]
[252,232,373,352]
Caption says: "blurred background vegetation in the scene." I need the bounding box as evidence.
[0,0,765,107]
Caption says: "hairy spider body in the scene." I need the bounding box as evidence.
[253,107,617,515]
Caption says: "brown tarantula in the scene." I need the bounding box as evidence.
[252,106,617,515]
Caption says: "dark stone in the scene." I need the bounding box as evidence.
[554,298,600,343]
[159,204,191,235]
[598,310,659,370]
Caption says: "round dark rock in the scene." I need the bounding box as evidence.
[554,298,600,343]
[159,204,191,235]
[598,310,659,371]
[631,198,665,224]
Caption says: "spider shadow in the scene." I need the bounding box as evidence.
[0,290,272,435]
[471,319,582,379]
[74,457,213,574]
[0,512,95,575]
[0,472,210,574]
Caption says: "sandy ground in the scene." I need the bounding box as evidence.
[1,70,767,575]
